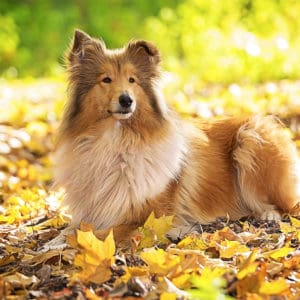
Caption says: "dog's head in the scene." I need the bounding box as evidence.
[64,29,167,131]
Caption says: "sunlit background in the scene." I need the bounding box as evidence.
[0,0,300,192]
[2,1,300,110]
[1,0,300,116]
[2,0,300,80]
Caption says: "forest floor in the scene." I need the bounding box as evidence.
[0,79,300,299]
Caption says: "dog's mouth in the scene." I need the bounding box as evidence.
[108,109,133,120]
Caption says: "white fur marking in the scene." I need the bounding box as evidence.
[54,124,186,229]
[260,210,281,221]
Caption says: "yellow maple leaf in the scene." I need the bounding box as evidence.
[265,247,294,260]
[138,212,173,248]
[76,229,115,264]
[259,279,289,295]
[172,273,191,289]
[72,230,115,284]
[140,248,180,276]
[280,221,294,234]
[177,234,207,250]
[218,240,250,259]
[121,266,149,282]
[236,263,267,297]
[289,216,300,228]
[30,214,67,231]
[237,250,259,280]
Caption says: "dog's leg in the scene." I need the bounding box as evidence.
[233,116,299,220]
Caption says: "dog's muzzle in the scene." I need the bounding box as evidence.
[119,94,133,108]
[108,94,136,120]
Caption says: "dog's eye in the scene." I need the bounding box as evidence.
[102,77,112,83]
[129,77,135,83]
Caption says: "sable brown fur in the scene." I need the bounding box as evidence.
[54,29,299,244]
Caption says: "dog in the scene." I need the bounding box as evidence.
[53,29,299,244]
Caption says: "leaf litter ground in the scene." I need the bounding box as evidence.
[0,79,300,299]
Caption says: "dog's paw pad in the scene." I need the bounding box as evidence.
[260,210,281,221]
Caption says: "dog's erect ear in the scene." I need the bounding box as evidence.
[72,29,92,52]
[68,29,93,63]
[126,40,161,65]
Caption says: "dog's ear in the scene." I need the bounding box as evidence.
[72,29,92,52]
[126,40,161,65]
[68,29,94,63]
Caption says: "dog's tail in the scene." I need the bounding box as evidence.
[232,115,299,216]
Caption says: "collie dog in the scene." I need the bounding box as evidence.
[54,29,299,243]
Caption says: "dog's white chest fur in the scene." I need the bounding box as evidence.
[55,123,186,229]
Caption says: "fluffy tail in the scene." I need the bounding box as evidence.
[232,116,299,218]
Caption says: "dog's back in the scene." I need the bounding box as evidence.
[173,116,299,228]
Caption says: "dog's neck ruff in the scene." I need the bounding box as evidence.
[54,120,186,229]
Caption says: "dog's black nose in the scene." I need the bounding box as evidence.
[119,94,133,108]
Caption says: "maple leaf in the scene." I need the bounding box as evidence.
[259,279,289,295]
[280,221,294,234]
[30,214,68,231]
[218,240,250,259]
[72,229,115,284]
[236,263,267,297]
[177,234,208,250]
[137,212,173,248]
[237,250,260,280]
[289,216,300,228]
[264,246,294,260]
[140,248,181,276]
[121,266,149,283]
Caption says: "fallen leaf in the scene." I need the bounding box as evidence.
[236,263,269,298]
[140,248,180,276]
[237,250,259,280]
[289,216,300,228]
[22,249,62,266]
[265,247,294,260]
[4,272,39,288]
[218,240,250,259]
[160,291,177,300]
[72,229,115,284]
[259,279,289,295]
[138,212,173,248]
[177,234,207,250]
[121,266,149,283]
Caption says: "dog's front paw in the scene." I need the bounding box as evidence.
[260,210,281,221]
[167,225,200,242]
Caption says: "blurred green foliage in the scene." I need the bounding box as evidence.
[1,0,300,83]
[0,0,177,77]
[144,0,300,83]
